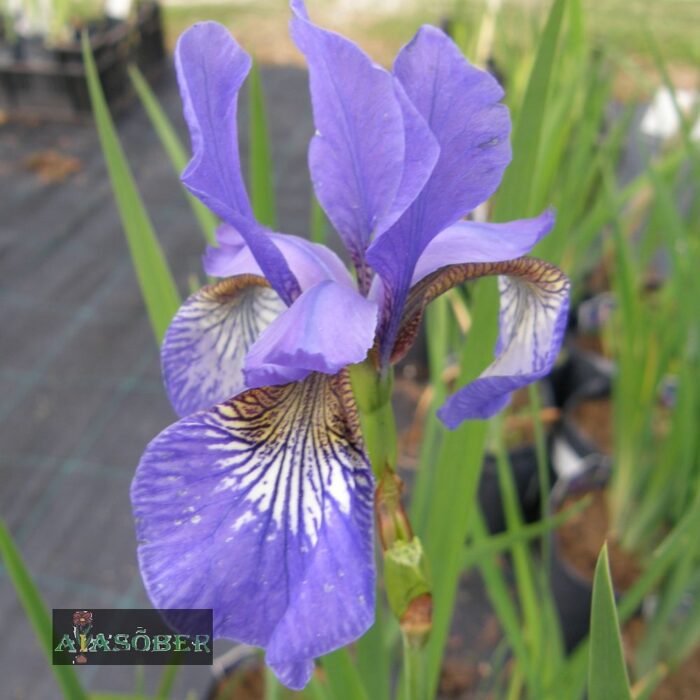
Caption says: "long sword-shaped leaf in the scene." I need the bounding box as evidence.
[249,60,277,229]
[128,64,218,244]
[0,520,89,700]
[422,279,498,698]
[494,0,567,220]
[588,544,632,700]
[83,34,180,345]
[321,647,370,700]
[84,37,180,343]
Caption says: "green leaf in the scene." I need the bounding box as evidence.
[83,34,180,344]
[128,64,218,244]
[310,195,328,245]
[421,278,498,698]
[0,519,89,700]
[320,647,370,700]
[249,60,277,229]
[588,544,632,700]
[355,594,391,700]
[494,0,567,220]
[155,655,182,700]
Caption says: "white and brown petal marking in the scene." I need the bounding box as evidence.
[161,275,286,416]
[392,257,569,425]
[131,371,375,689]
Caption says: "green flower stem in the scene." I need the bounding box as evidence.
[349,360,432,700]
[348,361,397,477]
[403,633,423,700]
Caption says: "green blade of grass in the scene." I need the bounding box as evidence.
[128,64,218,244]
[494,0,567,220]
[470,510,532,678]
[0,520,89,700]
[320,647,370,700]
[83,34,180,344]
[463,495,592,567]
[355,594,391,700]
[421,278,499,698]
[588,544,632,700]
[249,60,277,229]
[555,494,700,699]
[155,656,182,700]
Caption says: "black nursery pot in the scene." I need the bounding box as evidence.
[53,19,132,114]
[134,1,166,79]
[548,345,613,482]
[548,463,611,652]
[0,2,165,120]
[548,345,613,411]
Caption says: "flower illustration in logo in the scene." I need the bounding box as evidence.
[72,610,93,664]
[72,611,93,627]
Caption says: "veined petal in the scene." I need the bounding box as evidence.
[162,275,286,416]
[291,0,432,263]
[411,210,555,284]
[131,372,375,690]
[366,26,511,356]
[392,25,511,233]
[393,258,569,425]
[176,22,300,304]
[175,22,252,225]
[244,281,378,388]
[382,78,440,235]
[204,225,355,291]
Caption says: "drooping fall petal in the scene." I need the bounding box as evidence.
[132,371,375,690]
[393,258,569,425]
[161,275,286,417]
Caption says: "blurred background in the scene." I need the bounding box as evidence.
[1,1,700,698]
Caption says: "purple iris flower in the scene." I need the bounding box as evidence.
[131,0,569,690]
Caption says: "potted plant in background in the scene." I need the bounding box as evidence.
[0,0,164,119]
[549,142,700,675]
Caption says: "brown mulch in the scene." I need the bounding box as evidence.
[556,489,641,590]
[23,149,82,184]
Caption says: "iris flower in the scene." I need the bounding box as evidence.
[131,0,569,689]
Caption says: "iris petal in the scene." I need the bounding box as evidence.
[131,371,375,690]
[366,26,511,357]
[162,275,286,416]
[244,281,379,388]
[175,22,301,304]
[411,210,555,284]
[431,259,568,426]
[204,225,355,291]
[290,0,436,268]
[392,258,568,425]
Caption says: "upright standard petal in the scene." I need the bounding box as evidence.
[411,210,555,284]
[131,372,375,689]
[244,280,378,388]
[366,26,511,356]
[393,258,568,426]
[176,22,301,304]
[290,1,436,269]
[204,225,355,291]
[161,275,286,417]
